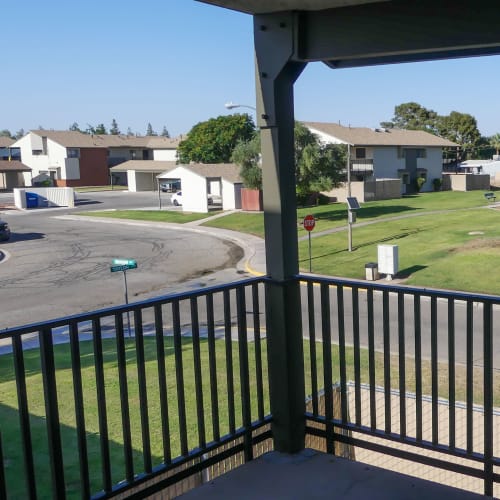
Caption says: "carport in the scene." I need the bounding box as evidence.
[0,160,31,189]
[109,160,176,191]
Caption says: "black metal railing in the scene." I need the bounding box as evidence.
[2,272,500,498]
[0,277,271,499]
[300,274,499,497]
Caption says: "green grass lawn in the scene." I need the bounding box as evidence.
[0,337,268,498]
[299,207,500,294]
[202,191,491,238]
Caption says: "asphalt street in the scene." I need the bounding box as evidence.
[0,191,258,329]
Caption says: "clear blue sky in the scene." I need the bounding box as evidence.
[4,0,500,138]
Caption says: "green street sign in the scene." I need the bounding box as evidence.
[112,258,137,266]
[110,259,137,272]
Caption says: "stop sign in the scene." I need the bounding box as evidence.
[303,214,315,232]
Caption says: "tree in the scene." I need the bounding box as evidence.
[110,119,120,135]
[14,129,25,139]
[381,102,439,133]
[0,129,12,138]
[231,122,345,197]
[146,123,157,136]
[126,127,133,136]
[294,122,346,199]
[178,114,255,164]
[94,123,107,135]
[231,133,261,189]
[436,111,481,160]
[161,126,170,138]
[69,122,82,132]
[489,133,500,155]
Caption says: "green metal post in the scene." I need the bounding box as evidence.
[255,12,307,453]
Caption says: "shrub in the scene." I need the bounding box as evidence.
[415,176,426,192]
[432,178,442,191]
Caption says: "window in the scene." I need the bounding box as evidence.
[130,150,137,159]
[416,148,427,158]
[355,148,366,159]
[67,148,80,158]
[401,173,410,184]
[32,149,43,155]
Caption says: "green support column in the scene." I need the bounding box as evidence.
[254,12,307,453]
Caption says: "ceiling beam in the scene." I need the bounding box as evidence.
[294,1,500,68]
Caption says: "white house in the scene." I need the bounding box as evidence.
[304,122,457,196]
[158,163,242,213]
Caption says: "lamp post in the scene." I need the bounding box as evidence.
[224,101,257,112]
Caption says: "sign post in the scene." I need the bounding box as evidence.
[303,214,316,272]
[111,259,138,336]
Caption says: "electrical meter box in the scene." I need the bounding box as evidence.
[378,244,398,278]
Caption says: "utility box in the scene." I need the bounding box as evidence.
[378,244,399,279]
[365,262,379,281]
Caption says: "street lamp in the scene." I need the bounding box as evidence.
[224,101,256,111]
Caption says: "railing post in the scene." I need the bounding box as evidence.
[265,279,305,452]
[255,11,306,453]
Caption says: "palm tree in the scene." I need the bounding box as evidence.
[489,133,500,156]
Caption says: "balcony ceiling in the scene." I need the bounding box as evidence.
[197,0,383,14]
[198,0,500,68]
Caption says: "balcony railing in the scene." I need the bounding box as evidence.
[0,274,498,498]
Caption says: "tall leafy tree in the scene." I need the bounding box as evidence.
[110,119,120,135]
[436,111,481,160]
[381,102,439,133]
[0,129,12,138]
[231,133,261,189]
[231,122,345,197]
[178,114,255,164]
[161,126,170,137]
[294,122,346,198]
[14,129,25,139]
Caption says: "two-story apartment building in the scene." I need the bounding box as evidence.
[305,122,457,195]
[13,131,181,187]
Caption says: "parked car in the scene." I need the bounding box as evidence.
[0,220,11,241]
[160,181,181,193]
[171,191,182,206]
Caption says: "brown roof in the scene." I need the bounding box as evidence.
[304,122,458,147]
[176,163,242,183]
[109,160,177,173]
[32,130,182,149]
[0,137,15,147]
[0,160,31,172]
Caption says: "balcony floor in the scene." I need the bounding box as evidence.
[179,449,484,499]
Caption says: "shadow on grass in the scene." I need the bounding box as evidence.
[357,204,421,220]
[397,265,427,279]
[301,228,421,263]
[0,402,151,499]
